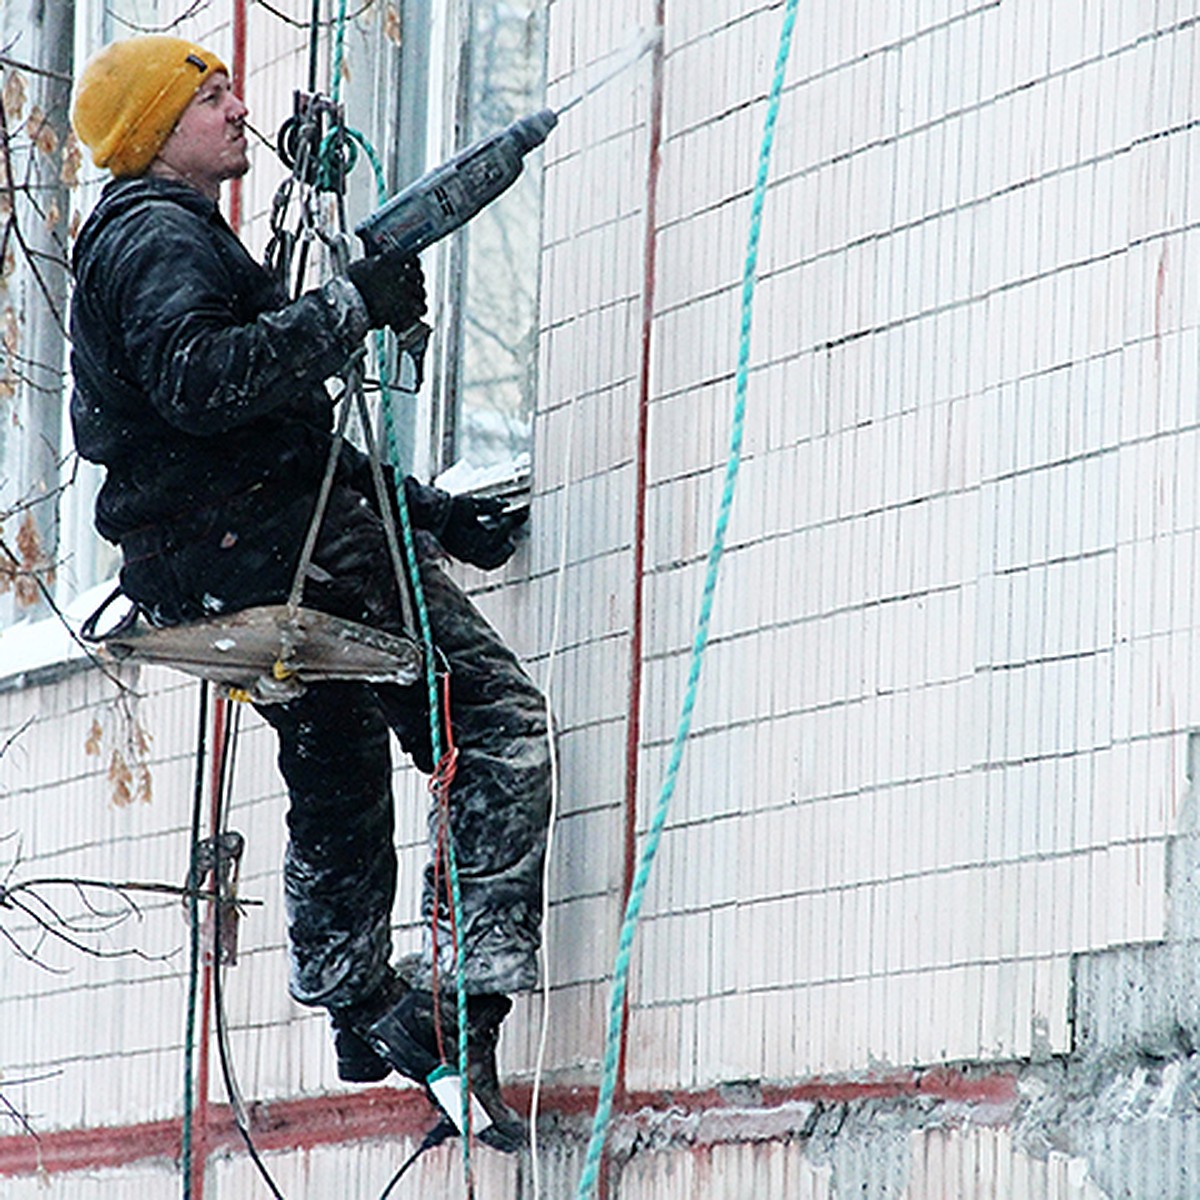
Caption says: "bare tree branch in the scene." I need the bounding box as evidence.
[1,875,261,907]
[0,714,33,761]
[0,850,261,975]
[0,1069,61,1139]
[105,1,213,34]
[0,55,71,84]
[252,0,378,30]
[0,533,136,695]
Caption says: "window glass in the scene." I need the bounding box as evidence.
[440,0,545,486]
[0,0,99,630]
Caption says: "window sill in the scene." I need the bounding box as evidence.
[0,578,119,691]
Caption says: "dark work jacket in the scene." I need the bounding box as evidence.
[69,176,448,621]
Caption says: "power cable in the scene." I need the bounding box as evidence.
[181,681,210,1200]
[208,705,289,1200]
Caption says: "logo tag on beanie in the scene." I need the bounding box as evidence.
[185,53,208,71]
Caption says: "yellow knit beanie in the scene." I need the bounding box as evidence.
[71,36,228,178]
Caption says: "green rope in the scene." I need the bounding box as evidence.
[574,2,799,1195]
[328,1,475,1177]
[330,0,349,105]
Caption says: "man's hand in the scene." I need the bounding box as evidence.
[439,496,529,570]
[346,251,426,332]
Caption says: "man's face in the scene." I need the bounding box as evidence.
[153,71,249,199]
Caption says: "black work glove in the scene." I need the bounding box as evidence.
[439,495,529,570]
[345,251,427,331]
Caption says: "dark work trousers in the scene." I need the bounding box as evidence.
[259,558,551,1008]
[121,482,550,1009]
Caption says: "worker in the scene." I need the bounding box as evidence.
[68,35,551,1151]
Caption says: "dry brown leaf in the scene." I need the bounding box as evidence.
[2,307,18,355]
[384,4,402,46]
[0,147,11,218]
[14,573,38,607]
[27,106,59,157]
[36,121,59,157]
[59,131,81,187]
[44,200,60,233]
[130,721,152,758]
[16,511,41,568]
[12,512,48,608]
[2,71,26,122]
[108,749,133,807]
[84,718,103,756]
[68,210,81,241]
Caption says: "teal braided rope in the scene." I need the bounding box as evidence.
[574,2,799,1196]
[331,30,475,1173]
[330,0,349,105]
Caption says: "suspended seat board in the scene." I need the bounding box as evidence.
[88,600,422,704]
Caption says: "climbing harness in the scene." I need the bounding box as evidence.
[573,1,801,1196]
[83,592,422,705]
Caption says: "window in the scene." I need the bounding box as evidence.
[393,0,547,491]
[444,0,546,483]
[0,0,115,636]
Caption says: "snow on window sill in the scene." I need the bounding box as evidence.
[435,454,530,497]
[0,578,120,689]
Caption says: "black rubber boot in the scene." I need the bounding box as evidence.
[331,1019,392,1082]
[350,987,527,1153]
[460,994,527,1153]
[329,972,412,1084]
[358,988,443,1084]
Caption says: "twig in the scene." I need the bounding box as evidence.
[0,918,66,973]
[252,0,377,31]
[105,1,212,34]
[0,55,72,84]
[0,532,135,696]
[0,213,65,332]
[0,1084,39,1137]
[0,714,33,760]
[0,1065,64,1138]
[2,890,163,963]
[0,97,66,333]
[0,876,262,906]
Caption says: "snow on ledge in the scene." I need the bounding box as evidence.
[0,578,123,685]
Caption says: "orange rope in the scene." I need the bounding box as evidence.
[427,672,459,1066]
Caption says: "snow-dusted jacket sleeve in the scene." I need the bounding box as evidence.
[94,202,370,437]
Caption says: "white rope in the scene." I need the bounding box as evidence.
[530,373,577,1200]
